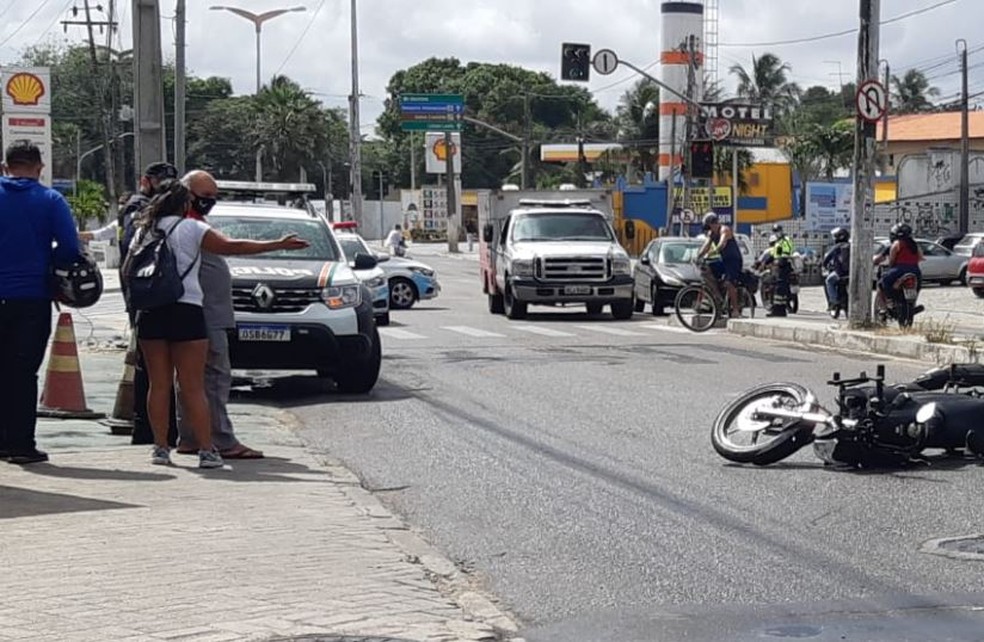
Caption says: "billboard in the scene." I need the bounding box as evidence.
[670,186,734,225]
[805,182,854,231]
[1,66,53,186]
[700,103,775,147]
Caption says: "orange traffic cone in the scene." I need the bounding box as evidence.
[102,332,137,435]
[37,312,105,420]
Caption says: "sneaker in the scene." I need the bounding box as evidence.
[198,449,224,469]
[151,446,171,466]
[8,449,48,465]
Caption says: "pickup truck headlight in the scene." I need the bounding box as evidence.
[321,284,362,309]
[612,257,632,275]
[510,259,535,277]
[364,275,385,289]
[408,266,435,277]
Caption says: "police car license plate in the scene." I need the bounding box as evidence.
[238,324,291,342]
[564,285,592,295]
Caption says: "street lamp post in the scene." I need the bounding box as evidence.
[210,4,306,181]
[375,170,385,242]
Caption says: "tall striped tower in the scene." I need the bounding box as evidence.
[659,1,704,182]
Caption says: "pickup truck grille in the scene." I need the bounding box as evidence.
[538,256,609,282]
[232,286,322,313]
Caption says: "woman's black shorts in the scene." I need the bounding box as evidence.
[136,302,207,342]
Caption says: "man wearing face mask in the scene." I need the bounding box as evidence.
[174,170,264,459]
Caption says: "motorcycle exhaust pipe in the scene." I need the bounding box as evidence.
[753,407,833,424]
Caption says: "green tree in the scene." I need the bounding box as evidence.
[66,179,107,229]
[805,120,854,179]
[729,52,801,111]
[891,69,939,114]
[616,79,659,179]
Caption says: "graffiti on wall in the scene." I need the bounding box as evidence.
[891,201,955,238]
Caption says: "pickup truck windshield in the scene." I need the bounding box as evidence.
[209,216,339,261]
[511,213,613,242]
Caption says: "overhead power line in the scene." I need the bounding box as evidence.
[0,0,54,49]
[275,0,327,76]
[720,0,960,48]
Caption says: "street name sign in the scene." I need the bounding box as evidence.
[400,93,464,132]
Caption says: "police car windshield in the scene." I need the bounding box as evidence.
[511,212,613,242]
[337,236,371,261]
[209,217,339,261]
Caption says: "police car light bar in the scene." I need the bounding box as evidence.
[518,199,594,208]
[216,180,317,194]
[332,221,359,230]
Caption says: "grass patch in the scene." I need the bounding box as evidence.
[917,317,957,344]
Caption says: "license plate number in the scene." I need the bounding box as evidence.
[238,324,291,342]
[563,285,592,295]
[903,288,917,300]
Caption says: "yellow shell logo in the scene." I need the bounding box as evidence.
[5,73,45,106]
[432,138,457,161]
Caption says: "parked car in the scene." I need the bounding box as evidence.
[953,232,984,257]
[332,226,390,326]
[632,237,704,316]
[966,240,984,298]
[330,223,441,310]
[873,237,968,285]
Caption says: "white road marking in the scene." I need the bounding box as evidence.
[574,325,645,337]
[637,323,709,335]
[379,328,427,340]
[443,326,507,338]
[511,325,577,337]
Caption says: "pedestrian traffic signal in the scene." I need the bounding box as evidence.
[690,140,715,179]
[561,43,591,82]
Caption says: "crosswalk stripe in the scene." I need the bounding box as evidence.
[443,326,506,338]
[379,328,427,340]
[637,323,710,335]
[511,325,576,337]
[574,325,645,337]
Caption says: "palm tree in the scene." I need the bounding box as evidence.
[891,69,940,114]
[805,120,854,179]
[616,79,660,178]
[253,76,325,180]
[729,52,801,111]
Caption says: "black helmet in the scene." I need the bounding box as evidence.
[702,212,719,228]
[895,223,913,238]
[52,254,103,309]
[831,227,849,243]
[772,223,784,233]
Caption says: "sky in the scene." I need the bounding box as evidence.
[0,0,977,138]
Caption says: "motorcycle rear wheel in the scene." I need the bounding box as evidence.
[711,382,814,464]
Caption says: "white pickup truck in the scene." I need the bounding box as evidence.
[478,190,636,320]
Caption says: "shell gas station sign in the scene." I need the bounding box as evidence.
[1,67,53,185]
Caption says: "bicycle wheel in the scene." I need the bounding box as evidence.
[674,285,720,332]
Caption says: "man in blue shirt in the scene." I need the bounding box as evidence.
[0,140,81,464]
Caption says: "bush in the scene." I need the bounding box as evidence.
[66,179,107,229]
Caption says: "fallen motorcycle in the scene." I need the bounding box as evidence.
[711,364,984,468]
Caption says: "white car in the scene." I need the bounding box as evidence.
[331,225,441,310]
[333,227,390,326]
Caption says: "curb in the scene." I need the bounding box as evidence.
[728,319,980,364]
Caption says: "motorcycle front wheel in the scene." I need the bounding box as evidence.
[711,382,816,465]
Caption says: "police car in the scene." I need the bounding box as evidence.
[209,182,381,393]
[331,222,390,326]
[330,224,441,310]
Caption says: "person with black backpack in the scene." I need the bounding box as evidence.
[123,179,308,468]
[822,227,851,316]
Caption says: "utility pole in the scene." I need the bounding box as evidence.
[666,116,677,235]
[522,92,531,189]
[958,39,970,235]
[681,36,698,221]
[409,132,417,191]
[878,59,890,175]
[174,0,187,175]
[64,0,119,213]
[848,0,880,328]
[445,132,459,253]
[131,0,167,179]
[576,109,587,188]
[349,0,364,226]
[376,170,385,241]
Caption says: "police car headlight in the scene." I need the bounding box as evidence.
[510,259,534,277]
[321,284,362,309]
[364,275,385,289]
[409,266,435,277]
[612,257,632,275]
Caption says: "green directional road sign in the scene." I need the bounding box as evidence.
[399,93,464,132]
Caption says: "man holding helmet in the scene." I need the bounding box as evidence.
[696,211,742,317]
[0,140,82,464]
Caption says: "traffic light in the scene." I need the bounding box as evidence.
[689,140,715,179]
[561,43,591,82]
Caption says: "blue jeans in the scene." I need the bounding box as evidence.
[0,299,52,454]
[825,272,844,306]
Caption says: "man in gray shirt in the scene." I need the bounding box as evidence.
[176,170,264,459]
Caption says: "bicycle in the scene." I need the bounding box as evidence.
[673,260,757,332]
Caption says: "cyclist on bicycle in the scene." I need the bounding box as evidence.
[695,212,741,317]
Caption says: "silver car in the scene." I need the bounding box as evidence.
[874,237,968,285]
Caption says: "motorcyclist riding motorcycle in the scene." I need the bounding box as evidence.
[822,227,851,318]
[767,223,794,317]
[873,223,923,317]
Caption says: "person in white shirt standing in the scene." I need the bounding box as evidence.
[385,223,406,256]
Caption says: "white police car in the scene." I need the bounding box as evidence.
[208,184,381,393]
[333,222,390,326]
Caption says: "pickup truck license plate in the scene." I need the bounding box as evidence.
[563,285,592,295]
[903,287,917,300]
[238,324,291,342]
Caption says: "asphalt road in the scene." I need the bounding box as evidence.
[246,248,984,641]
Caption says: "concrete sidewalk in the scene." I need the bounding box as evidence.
[4,349,519,642]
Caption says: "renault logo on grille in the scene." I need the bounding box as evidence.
[252,284,276,309]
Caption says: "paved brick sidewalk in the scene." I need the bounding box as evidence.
[3,385,517,641]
